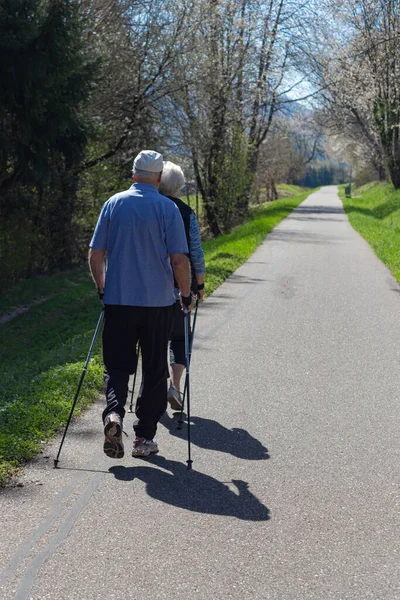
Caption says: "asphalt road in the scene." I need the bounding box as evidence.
[1,186,399,599]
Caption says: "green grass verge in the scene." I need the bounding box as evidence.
[0,274,105,484]
[277,183,310,198]
[340,182,400,281]
[0,187,315,484]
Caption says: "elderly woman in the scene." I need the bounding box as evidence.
[159,161,206,410]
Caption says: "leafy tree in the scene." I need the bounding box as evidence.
[167,0,315,234]
[0,0,95,286]
[310,0,400,188]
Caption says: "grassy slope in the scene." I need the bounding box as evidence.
[341,182,400,281]
[0,188,315,484]
[0,273,104,483]
[277,184,310,198]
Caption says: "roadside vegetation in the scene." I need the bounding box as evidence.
[0,187,315,485]
[340,182,400,281]
[277,184,310,198]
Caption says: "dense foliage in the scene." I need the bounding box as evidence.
[0,0,96,289]
[295,162,348,188]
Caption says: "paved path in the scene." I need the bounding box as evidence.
[1,187,399,599]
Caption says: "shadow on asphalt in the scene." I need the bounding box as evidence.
[270,230,340,244]
[195,300,228,309]
[160,412,270,460]
[109,456,270,521]
[289,216,345,222]
[293,205,344,215]
[225,274,265,284]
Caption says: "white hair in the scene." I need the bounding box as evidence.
[133,168,160,179]
[159,161,185,197]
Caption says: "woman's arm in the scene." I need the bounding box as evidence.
[189,212,206,299]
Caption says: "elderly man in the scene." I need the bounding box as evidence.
[89,150,192,458]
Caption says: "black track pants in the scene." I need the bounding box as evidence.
[102,304,174,440]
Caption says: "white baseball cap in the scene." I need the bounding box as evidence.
[133,150,163,172]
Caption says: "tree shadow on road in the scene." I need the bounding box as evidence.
[160,412,270,460]
[293,205,344,215]
[225,274,265,284]
[109,456,270,521]
[270,229,339,244]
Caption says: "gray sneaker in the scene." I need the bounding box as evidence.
[132,437,159,458]
[103,412,124,459]
[167,385,183,411]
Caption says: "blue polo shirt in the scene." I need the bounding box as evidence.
[90,183,188,307]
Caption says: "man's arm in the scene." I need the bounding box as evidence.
[88,248,106,296]
[170,253,191,298]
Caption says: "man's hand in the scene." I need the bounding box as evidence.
[180,292,194,312]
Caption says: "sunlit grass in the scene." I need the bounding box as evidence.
[277,183,311,198]
[341,182,400,281]
[0,277,104,484]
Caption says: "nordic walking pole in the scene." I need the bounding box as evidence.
[183,306,193,469]
[178,296,199,429]
[54,308,105,468]
[128,343,140,412]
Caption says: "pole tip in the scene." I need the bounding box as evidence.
[53,459,59,469]
[186,460,193,470]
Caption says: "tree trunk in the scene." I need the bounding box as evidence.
[388,158,400,189]
[192,153,222,236]
[47,168,79,271]
[388,118,400,188]
[271,178,278,200]
[203,197,222,236]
